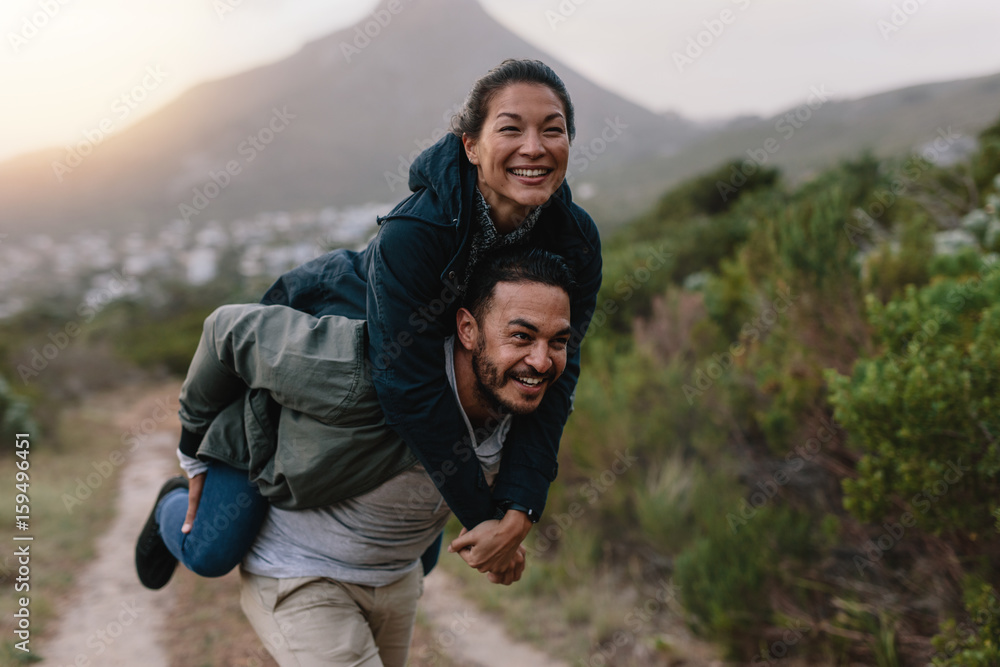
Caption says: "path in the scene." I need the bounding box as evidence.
[40,389,180,667]
[417,572,569,667]
[37,384,573,667]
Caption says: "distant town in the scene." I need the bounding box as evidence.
[0,203,392,319]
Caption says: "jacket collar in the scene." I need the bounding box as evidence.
[408,133,583,285]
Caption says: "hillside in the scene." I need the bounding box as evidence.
[0,0,694,238]
[597,71,1000,231]
[2,0,999,239]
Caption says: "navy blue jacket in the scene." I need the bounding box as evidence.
[261,133,602,529]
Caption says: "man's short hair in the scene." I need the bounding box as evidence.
[462,247,577,321]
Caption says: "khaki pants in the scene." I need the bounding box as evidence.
[239,567,423,667]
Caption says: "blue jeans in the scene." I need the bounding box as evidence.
[157,462,443,577]
[157,463,269,577]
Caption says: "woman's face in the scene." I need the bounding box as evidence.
[462,83,570,232]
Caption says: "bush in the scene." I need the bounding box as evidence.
[674,505,815,656]
[0,374,37,441]
[932,578,1000,666]
[827,260,1000,538]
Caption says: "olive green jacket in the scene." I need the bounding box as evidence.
[177,304,417,510]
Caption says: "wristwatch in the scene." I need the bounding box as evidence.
[494,501,538,522]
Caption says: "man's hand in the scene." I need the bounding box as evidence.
[447,509,532,574]
[181,472,206,534]
[485,545,526,586]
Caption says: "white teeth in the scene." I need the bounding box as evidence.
[518,377,542,386]
[510,168,548,177]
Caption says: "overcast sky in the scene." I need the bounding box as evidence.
[3,0,999,163]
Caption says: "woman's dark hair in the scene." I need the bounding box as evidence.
[451,59,576,142]
[463,246,577,321]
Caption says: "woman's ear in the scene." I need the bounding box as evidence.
[461,133,479,166]
[455,307,479,351]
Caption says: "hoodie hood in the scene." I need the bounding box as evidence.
[407,133,469,223]
[407,132,576,226]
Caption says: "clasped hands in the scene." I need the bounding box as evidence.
[183,473,532,585]
[447,509,533,586]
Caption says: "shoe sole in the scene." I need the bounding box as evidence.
[135,476,189,590]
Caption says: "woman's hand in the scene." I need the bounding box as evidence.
[486,545,526,586]
[181,472,206,534]
[447,510,533,576]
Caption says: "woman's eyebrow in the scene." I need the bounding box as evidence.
[496,112,565,122]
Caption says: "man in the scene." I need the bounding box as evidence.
[138,247,576,666]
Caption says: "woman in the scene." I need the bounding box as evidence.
[138,58,602,588]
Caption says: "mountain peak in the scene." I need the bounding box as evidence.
[0,1,687,236]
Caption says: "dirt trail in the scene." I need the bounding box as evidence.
[37,384,576,667]
[418,573,569,667]
[40,389,180,667]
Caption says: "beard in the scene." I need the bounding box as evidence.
[471,334,550,416]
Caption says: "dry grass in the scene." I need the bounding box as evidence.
[0,382,171,664]
[164,568,278,667]
[435,533,721,667]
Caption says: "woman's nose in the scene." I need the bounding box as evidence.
[519,130,544,157]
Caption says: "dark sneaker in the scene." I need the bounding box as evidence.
[135,476,188,590]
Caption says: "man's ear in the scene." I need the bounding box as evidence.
[455,307,479,351]
[461,133,479,166]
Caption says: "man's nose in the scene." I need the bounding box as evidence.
[525,343,553,374]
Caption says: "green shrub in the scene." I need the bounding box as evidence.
[0,374,37,442]
[932,578,1000,666]
[863,215,934,302]
[929,247,988,279]
[827,261,1000,537]
[674,505,815,656]
[971,114,1000,195]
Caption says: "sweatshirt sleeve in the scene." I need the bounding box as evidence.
[366,219,497,529]
[492,213,602,515]
[177,304,367,442]
[366,211,602,527]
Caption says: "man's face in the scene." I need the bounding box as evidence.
[470,280,572,416]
